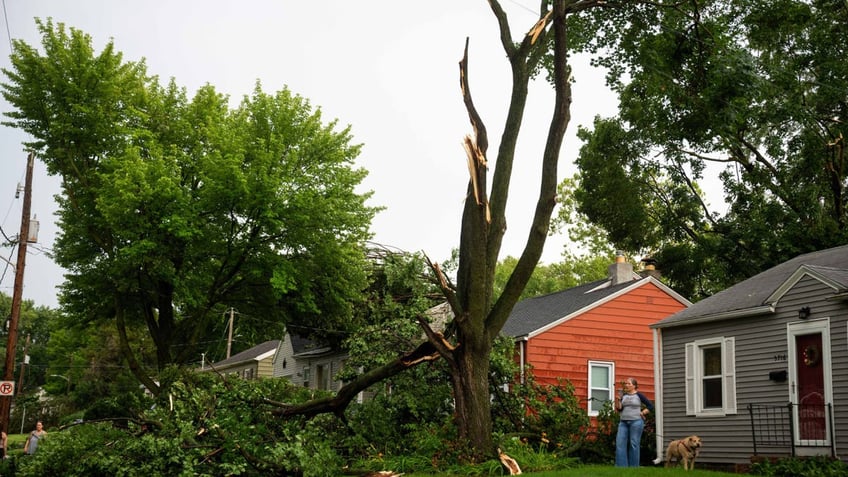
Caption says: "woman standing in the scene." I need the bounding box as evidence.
[614,378,653,467]
[24,421,47,455]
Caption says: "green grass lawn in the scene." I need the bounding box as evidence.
[405,465,741,476]
[6,433,28,456]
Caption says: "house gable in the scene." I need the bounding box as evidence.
[526,277,689,339]
[272,335,297,380]
[766,264,848,306]
[524,280,687,398]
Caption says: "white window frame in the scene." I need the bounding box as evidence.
[685,337,736,417]
[587,361,615,417]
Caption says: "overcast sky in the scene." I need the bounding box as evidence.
[0,1,620,308]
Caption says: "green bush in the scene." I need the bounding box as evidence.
[14,367,348,477]
[750,456,848,477]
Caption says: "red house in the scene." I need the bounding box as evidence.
[501,255,690,417]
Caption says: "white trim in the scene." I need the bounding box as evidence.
[767,265,844,305]
[652,328,665,465]
[787,318,833,447]
[587,360,615,416]
[685,336,737,417]
[652,305,774,329]
[519,339,527,384]
[528,278,690,339]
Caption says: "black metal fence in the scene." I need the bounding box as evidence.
[747,402,835,457]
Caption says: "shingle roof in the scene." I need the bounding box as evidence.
[209,339,280,367]
[653,244,848,328]
[501,278,651,338]
[289,334,332,357]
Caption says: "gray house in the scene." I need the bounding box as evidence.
[650,245,848,468]
[272,333,349,393]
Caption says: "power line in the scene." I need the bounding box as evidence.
[0,0,11,53]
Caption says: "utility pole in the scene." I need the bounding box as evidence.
[226,308,235,359]
[17,334,30,392]
[0,152,35,434]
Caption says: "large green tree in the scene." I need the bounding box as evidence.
[569,0,848,299]
[2,20,378,392]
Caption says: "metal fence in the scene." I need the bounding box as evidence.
[747,402,834,457]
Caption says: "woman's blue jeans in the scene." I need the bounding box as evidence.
[615,418,644,467]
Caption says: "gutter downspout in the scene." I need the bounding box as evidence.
[652,327,664,465]
[520,338,528,384]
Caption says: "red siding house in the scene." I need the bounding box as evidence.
[501,255,690,416]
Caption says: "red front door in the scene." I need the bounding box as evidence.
[795,332,826,442]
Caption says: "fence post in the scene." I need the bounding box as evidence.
[786,402,795,457]
[748,403,758,456]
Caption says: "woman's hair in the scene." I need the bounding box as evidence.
[628,378,638,388]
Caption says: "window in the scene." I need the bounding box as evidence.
[685,337,736,416]
[588,361,614,416]
[302,366,311,388]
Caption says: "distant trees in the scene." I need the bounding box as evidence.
[569,0,848,299]
[2,20,379,393]
[0,293,57,394]
[493,253,611,302]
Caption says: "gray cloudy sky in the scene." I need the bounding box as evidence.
[0,1,619,308]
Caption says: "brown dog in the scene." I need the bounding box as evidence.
[665,435,702,470]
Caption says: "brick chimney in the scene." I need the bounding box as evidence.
[608,251,634,286]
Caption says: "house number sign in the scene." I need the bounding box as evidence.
[773,353,787,362]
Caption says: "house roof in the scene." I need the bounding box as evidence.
[652,244,848,329]
[289,334,333,357]
[208,339,280,368]
[502,276,688,339]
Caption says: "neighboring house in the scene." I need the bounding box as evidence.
[502,254,691,418]
[272,333,348,393]
[202,339,279,380]
[650,244,848,468]
[272,303,452,394]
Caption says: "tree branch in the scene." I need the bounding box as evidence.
[115,297,160,396]
[267,340,441,419]
[489,0,571,335]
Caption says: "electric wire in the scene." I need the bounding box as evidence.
[0,0,11,53]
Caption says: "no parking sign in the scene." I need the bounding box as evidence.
[0,381,14,396]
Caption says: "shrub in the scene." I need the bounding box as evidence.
[15,367,347,477]
[750,456,848,477]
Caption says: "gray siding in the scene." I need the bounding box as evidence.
[659,275,848,466]
[272,338,299,383]
[271,334,348,391]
